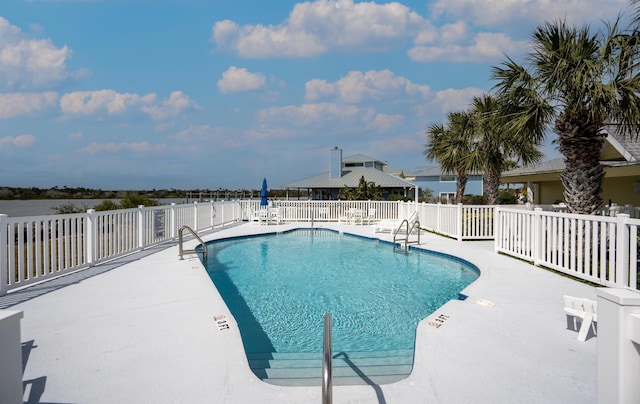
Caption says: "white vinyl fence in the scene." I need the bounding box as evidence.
[0,201,242,295]
[496,207,639,290]
[3,200,637,296]
[238,200,496,241]
[238,200,400,223]
[413,203,495,240]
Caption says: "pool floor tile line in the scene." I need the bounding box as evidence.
[11,222,596,404]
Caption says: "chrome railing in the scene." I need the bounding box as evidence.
[322,313,333,404]
[178,225,207,260]
[393,217,421,252]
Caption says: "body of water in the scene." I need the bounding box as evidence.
[0,198,189,217]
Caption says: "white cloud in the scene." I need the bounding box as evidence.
[218,66,267,93]
[305,70,431,103]
[60,89,156,117]
[371,113,404,132]
[172,124,238,142]
[408,32,527,63]
[419,87,486,116]
[429,0,628,27]
[370,135,422,156]
[0,16,86,90]
[439,21,469,43]
[76,141,168,154]
[257,101,403,134]
[0,92,58,119]
[142,91,200,120]
[257,102,375,128]
[211,0,600,65]
[212,0,426,58]
[0,134,36,148]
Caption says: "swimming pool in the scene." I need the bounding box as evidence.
[203,229,479,383]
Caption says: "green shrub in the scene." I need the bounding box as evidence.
[52,203,89,214]
[119,192,159,209]
[387,194,411,202]
[462,195,486,205]
[93,192,159,211]
[497,189,519,204]
[94,200,120,211]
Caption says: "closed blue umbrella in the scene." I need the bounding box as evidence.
[260,178,269,207]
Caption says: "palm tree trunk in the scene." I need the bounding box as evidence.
[483,167,501,205]
[456,171,468,204]
[555,116,605,215]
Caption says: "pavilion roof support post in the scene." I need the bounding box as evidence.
[0,214,7,296]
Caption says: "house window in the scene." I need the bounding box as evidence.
[440,175,456,182]
[439,192,455,203]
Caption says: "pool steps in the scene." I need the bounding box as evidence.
[247,349,414,386]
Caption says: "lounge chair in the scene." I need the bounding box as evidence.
[563,295,598,341]
[374,211,418,233]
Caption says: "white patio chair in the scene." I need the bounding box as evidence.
[318,207,329,220]
[366,208,377,225]
[563,295,597,341]
[268,208,282,225]
[250,208,266,225]
[349,208,363,225]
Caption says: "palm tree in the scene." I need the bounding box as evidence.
[465,95,543,205]
[337,176,384,200]
[424,111,474,203]
[426,96,542,205]
[492,17,640,214]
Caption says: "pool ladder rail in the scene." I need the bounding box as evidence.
[178,225,208,260]
[323,313,333,404]
[393,219,421,252]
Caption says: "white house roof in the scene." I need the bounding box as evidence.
[502,158,565,177]
[343,154,383,164]
[503,130,640,178]
[282,167,416,189]
[602,125,640,161]
[412,166,484,176]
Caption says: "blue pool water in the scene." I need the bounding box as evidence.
[203,229,479,355]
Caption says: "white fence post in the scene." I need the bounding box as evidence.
[596,288,640,404]
[615,214,631,288]
[137,205,145,250]
[170,203,177,239]
[86,209,97,266]
[193,202,199,230]
[533,208,543,266]
[0,214,7,296]
[0,310,24,404]
[456,203,463,241]
[494,206,501,253]
[209,201,215,229]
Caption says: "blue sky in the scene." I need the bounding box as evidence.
[0,0,632,190]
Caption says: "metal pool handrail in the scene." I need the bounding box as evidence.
[393,219,421,251]
[322,313,333,404]
[178,225,207,260]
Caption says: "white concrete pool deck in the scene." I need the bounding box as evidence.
[3,222,598,403]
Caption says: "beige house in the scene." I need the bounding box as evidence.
[501,128,640,206]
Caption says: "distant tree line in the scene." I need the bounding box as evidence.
[0,186,307,201]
